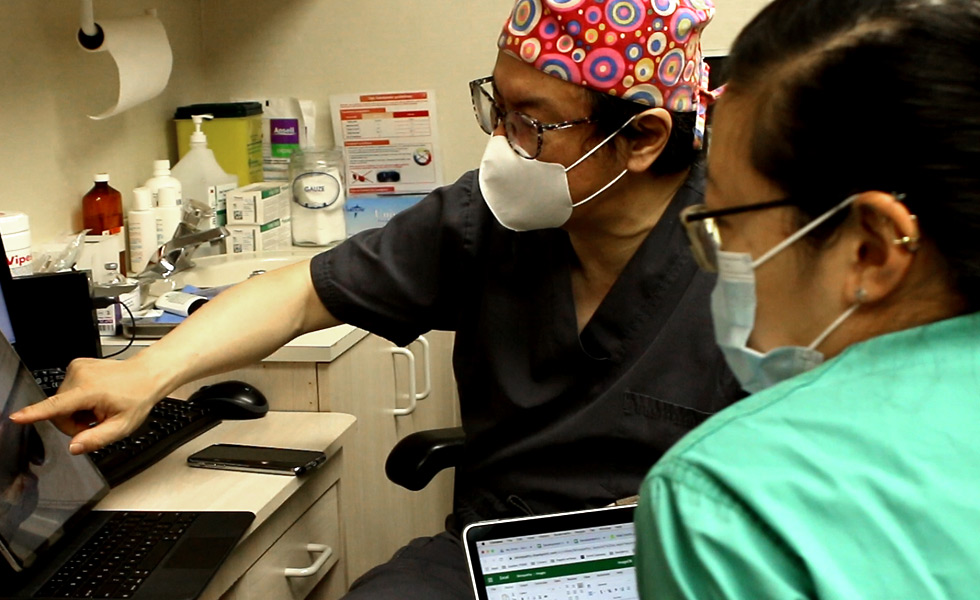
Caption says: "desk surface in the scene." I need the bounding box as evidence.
[96,412,356,600]
[101,325,369,363]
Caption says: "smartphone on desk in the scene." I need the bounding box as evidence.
[187,443,327,476]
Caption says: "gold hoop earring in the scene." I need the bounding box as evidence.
[893,214,920,252]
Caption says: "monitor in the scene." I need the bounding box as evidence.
[0,234,103,372]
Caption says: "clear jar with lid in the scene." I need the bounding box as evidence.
[288,147,347,247]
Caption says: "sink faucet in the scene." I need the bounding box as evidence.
[137,199,229,281]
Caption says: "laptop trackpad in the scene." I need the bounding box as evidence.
[162,536,237,570]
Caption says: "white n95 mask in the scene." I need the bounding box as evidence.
[711,195,861,393]
[477,118,633,231]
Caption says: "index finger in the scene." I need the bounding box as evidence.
[9,388,98,435]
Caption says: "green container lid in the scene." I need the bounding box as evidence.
[174,102,263,119]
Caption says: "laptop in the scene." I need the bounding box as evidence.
[463,504,639,600]
[0,330,254,599]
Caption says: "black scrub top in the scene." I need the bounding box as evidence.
[311,166,743,528]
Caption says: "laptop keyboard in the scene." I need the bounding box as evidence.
[35,511,200,599]
[90,398,221,488]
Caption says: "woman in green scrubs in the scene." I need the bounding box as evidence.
[635,0,980,597]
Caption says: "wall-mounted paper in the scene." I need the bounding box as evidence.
[81,15,172,120]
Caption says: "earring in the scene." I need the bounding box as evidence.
[893,214,920,252]
[855,288,869,304]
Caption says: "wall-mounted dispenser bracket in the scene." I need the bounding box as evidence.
[77,0,105,50]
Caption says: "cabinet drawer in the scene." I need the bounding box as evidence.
[236,484,341,600]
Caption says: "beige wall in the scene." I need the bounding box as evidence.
[0,1,205,243]
[0,0,770,246]
[199,0,514,192]
[703,0,771,56]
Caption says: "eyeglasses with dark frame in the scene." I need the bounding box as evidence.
[469,75,597,160]
[680,198,796,272]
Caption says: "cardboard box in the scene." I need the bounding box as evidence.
[225,218,292,254]
[228,182,290,225]
[344,194,425,238]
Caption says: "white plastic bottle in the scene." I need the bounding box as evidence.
[144,160,183,207]
[154,186,182,247]
[128,186,158,274]
[171,114,239,230]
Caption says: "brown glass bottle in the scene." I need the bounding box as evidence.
[82,173,123,235]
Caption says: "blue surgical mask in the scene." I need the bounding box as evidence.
[711,195,861,394]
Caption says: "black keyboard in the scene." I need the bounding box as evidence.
[35,511,200,599]
[90,398,220,487]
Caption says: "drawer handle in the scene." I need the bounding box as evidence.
[389,347,418,416]
[283,543,333,578]
[412,336,431,401]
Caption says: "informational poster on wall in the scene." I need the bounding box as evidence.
[330,90,444,195]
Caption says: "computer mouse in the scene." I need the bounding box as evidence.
[188,380,269,420]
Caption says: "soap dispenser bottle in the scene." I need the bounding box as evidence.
[171,114,238,230]
[144,160,183,207]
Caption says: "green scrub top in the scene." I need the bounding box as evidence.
[635,312,980,599]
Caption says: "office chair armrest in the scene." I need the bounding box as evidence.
[385,426,465,491]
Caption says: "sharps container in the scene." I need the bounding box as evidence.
[0,211,33,277]
[175,102,264,186]
[289,148,347,247]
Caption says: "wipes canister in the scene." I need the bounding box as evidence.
[0,211,32,277]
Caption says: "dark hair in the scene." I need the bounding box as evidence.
[726,0,980,306]
[585,89,699,176]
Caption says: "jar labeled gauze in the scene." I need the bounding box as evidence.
[289,148,347,247]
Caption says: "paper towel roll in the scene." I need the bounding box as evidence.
[81,14,172,120]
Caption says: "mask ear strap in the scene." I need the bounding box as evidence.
[571,168,629,208]
[565,115,637,173]
[808,302,860,351]
[752,194,859,269]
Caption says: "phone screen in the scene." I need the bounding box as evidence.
[187,444,326,475]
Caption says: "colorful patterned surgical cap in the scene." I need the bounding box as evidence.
[499,0,718,147]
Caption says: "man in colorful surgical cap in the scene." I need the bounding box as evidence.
[12,2,741,599]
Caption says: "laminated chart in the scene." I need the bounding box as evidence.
[330,91,445,195]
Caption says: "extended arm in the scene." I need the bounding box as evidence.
[9,259,340,453]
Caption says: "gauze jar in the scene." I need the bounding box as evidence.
[289,147,347,247]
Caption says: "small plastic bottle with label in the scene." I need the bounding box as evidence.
[94,262,140,336]
[154,186,183,246]
[128,187,158,274]
[144,160,183,207]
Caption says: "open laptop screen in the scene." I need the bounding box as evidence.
[464,505,638,600]
[0,334,108,572]
[0,234,16,344]
[0,280,14,344]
